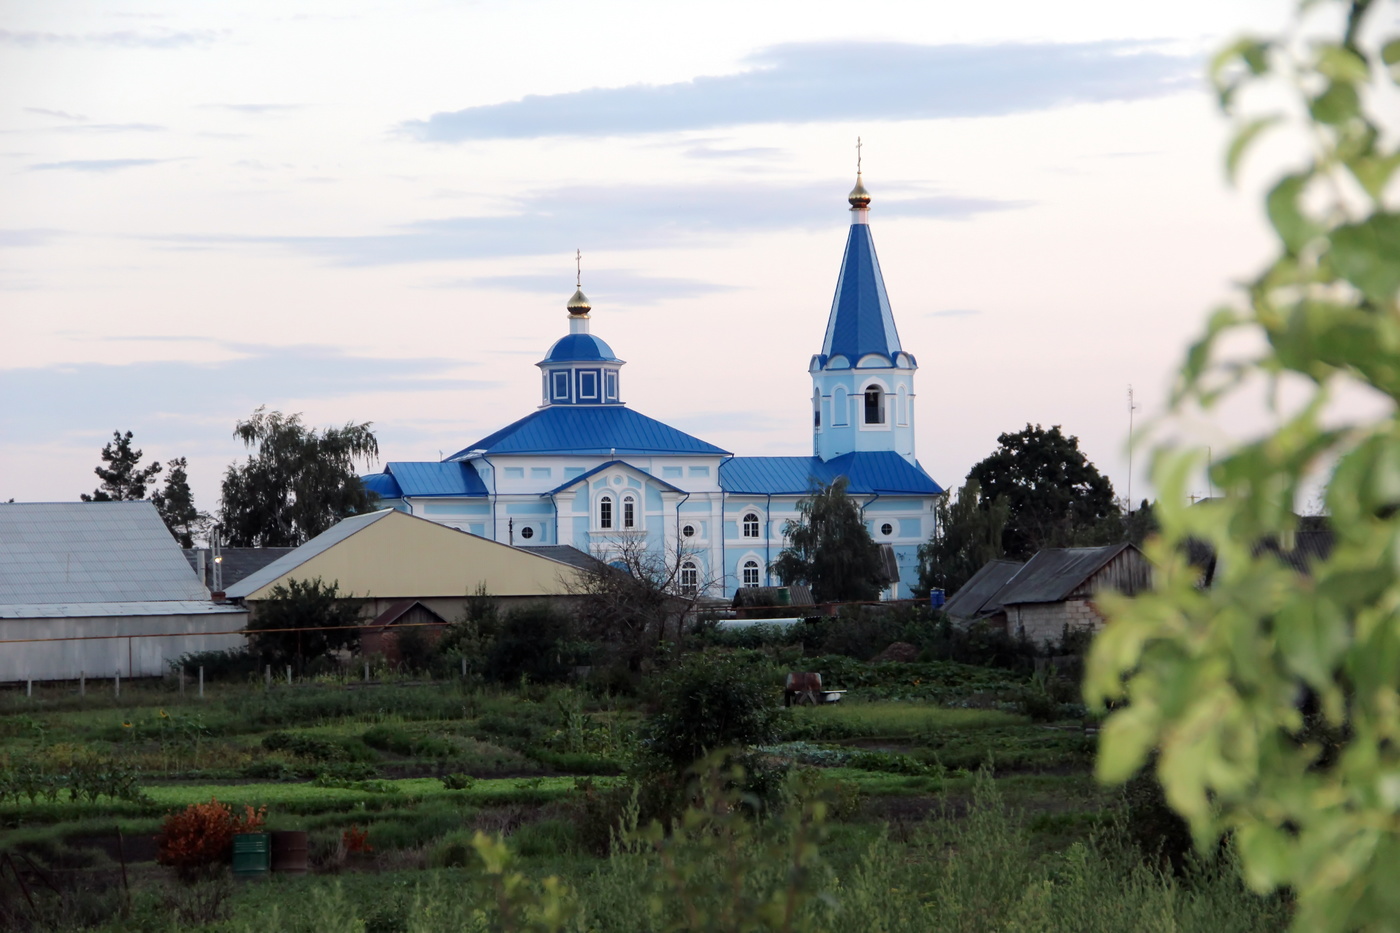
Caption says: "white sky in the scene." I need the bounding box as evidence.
[1,0,1329,513]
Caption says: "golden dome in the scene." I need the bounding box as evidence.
[567,286,591,316]
[848,173,871,209]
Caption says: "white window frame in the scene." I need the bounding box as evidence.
[621,492,638,530]
[741,559,761,588]
[597,493,614,530]
[859,379,892,431]
[679,560,698,596]
[742,512,761,538]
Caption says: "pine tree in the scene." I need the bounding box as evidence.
[151,457,208,547]
[80,430,162,502]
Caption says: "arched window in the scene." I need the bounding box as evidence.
[622,494,636,529]
[599,495,613,530]
[742,512,760,538]
[742,559,761,587]
[864,386,885,425]
[680,561,698,596]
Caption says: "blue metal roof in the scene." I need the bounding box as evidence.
[720,451,943,496]
[362,471,403,499]
[448,405,729,458]
[543,459,686,496]
[540,333,622,364]
[820,223,903,363]
[389,461,488,497]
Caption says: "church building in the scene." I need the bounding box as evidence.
[362,172,944,599]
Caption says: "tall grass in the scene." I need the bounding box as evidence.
[787,700,1022,739]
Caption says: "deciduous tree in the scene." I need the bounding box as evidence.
[219,407,378,547]
[1087,3,1400,929]
[967,423,1119,560]
[771,477,889,603]
[246,577,361,670]
[80,430,162,502]
[916,478,1009,596]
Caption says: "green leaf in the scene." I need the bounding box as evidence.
[1346,151,1400,201]
[1266,173,1320,253]
[1329,213,1400,305]
[1382,38,1400,77]
[1309,81,1361,125]
[1226,116,1281,183]
[1315,44,1370,84]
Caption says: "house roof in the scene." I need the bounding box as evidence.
[818,222,906,365]
[184,547,296,589]
[994,543,1135,606]
[517,544,607,572]
[224,510,394,599]
[732,584,815,608]
[0,600,245,620]
[364,599,449,629]
[447,405,729,458]
[224,508,586,601]
[719,451,943,496]
[374,461,488,498]
[0,501,209,606]
[942,559,1026,620]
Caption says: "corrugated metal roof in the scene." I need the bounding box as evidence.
[517,545,607,572]
[540,333,622,364]
[942,559,1025,620]
[542,459,685,496]
[224,509,395,599]
[0,600,245,619]
[719,451,943,496]
[995,544,1132,606]
[386,461,487,497]
[448,405,729,458]
[821,223,902,362]
[0,501,210,605]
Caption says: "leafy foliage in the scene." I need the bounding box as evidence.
[246,577,362,669]
[917,477,1010,595]
[219,406,379,547]
[151,456,208,547]
[156,798,266,881]
[771,477,889,603]
[571,536,701,671]
[1086,4,1400,930]
[644,652,784,770]
[79,429,162,502]
[968,423,1119,560]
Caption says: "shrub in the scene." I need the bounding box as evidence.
[643,652,784,770]
[486,603,579,684]
[441,772,476,790]
[156,798,266,882]
[171,647,260,680]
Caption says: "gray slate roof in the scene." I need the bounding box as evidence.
[184,547,296,590]
[517,545,607,572]
[942,559,1026,620]
[0,501,209,606]
[994,543,1133,606]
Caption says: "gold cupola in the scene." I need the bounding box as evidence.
[567,286,591,316]
[848,173,870,210]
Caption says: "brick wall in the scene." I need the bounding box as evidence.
[1009,599,1104,647]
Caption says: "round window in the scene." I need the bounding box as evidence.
[682,524,696,537]
[880,523,893,536]
[520,526,535,540]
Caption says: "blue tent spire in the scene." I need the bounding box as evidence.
[819,175,902,363]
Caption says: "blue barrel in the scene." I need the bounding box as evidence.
[929,589,946,609]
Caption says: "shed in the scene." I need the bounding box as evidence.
[360,600,450,664]
[993,543,1151,646]
[0,502,245,681]
[942,559,1026,628]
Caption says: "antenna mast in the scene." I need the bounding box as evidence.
[1127,385,1138,514]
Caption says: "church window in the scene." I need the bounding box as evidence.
[880,523,893,537]
[680,561,698,596]
[742,513,760,538]
[578,370,599,400]
[520,526,535,540]
[622,494,636,529]
[605,370,618,401]
[833,387,848,425]
[552,371,569,400]
[682,523,696,537]
[864,386,885,425]
[599,495,613,530]
[814,408,820,428]
[742,559,761,587]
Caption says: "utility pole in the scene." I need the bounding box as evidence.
[1127,385,1138,515]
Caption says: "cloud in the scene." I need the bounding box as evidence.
[24,107,87,122]
[439,269,741,306]
[0,28,225,49]
[0,343,495,449]
[404,40,1194,142]
[925,308,981,318]
[0,229,64,248]
[684,144,786,160]
[54,123,166,134]
[202,103,302,115]
[154,180,1026,265]
[28,158,172,172]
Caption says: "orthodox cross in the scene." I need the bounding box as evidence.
[856,136,863,174]
[575,249,582,287]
